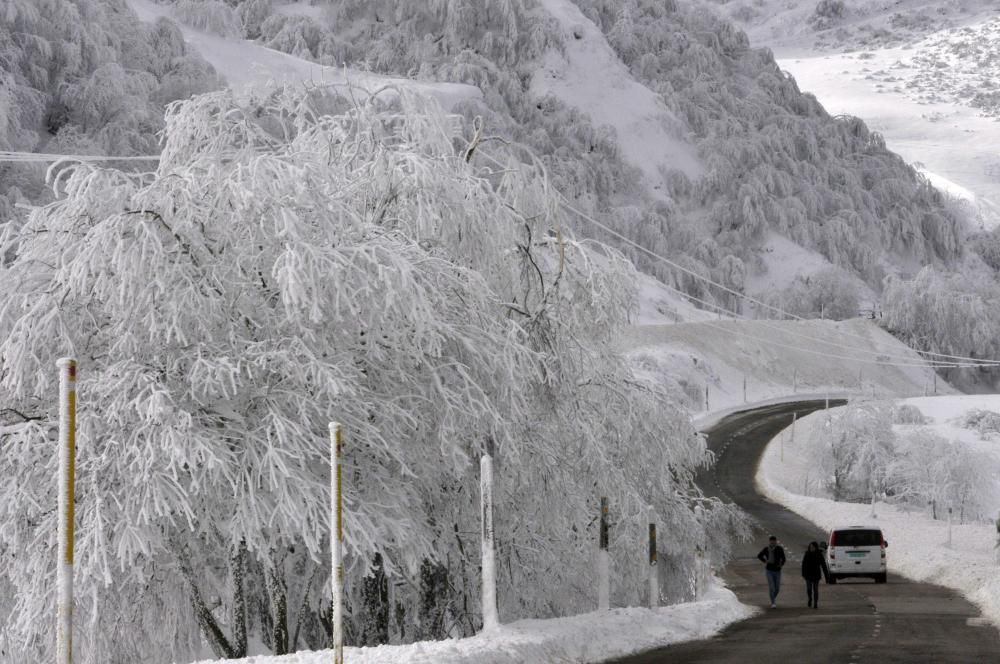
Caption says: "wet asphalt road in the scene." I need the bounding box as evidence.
[609,400,1000,664]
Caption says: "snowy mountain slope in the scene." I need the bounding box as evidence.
[530,0,703,191]
[776,39,1000,230]
[126,0,482,107]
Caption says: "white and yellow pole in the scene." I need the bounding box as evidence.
[57,357,77,664]
[329,422,344,664]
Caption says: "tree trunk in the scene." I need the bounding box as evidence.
[174,544,237,659]
[267,563,289,655]
[231,541,248,658]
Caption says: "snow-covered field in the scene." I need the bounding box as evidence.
[624,315,949,418]
[758,395,1000,627]
[182,585,753,664]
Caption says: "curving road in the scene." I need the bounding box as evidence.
[610,400,1000,664]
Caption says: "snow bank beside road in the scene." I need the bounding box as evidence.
[758,396,1000,628]
[183,585,754,664]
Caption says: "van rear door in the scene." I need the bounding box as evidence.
[831,529,883,573]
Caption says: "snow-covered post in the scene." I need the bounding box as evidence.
[792,368,797,394]
[933,373,937,394]
[647,505,658,610]
[598,497,610,611]
[329,422,344,664]
[57,358,77,664]
[704,384,709,411]
[743,374,747,403]
[995,513,1000,566]
[947,506,953,549]
[480,454,499,630]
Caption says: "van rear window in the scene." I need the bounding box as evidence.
[832,530,882,547]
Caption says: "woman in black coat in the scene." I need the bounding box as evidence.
[801,541,829,608]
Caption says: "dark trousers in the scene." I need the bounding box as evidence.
[806,579,820,606]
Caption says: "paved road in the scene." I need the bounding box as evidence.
[611,400,1000,664]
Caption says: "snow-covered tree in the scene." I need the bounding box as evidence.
[812,401,894,501]
[0,85,736,661]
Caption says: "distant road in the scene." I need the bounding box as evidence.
[610,400,1000,664]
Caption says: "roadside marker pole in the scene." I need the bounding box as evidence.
[947,507,953,549]
[648,506,658,610]
[329,423,344,664]
[57,358,77,664]
[480,454,499,629]
[598,497,610,610]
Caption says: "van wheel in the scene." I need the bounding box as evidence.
[874,574,887,584]
[827,575,837,584]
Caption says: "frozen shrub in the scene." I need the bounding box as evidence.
[892,404,927,425]
[172,0,241,38]
[813,0,846,20]
[961,409,1000,438]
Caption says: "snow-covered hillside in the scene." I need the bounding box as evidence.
[530,0,702,191]
[126,0,481,107]
[717,0,1000,228]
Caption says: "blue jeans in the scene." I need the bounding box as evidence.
[766,569,781,603]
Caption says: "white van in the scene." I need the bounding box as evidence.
[825,525,887,584]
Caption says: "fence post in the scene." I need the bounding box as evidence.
[792,368,797,394]
[329,422,344,664]
[598,497,610,610]
[480,454,499,629]
[743,374,747,404]
[648,505,658,610]
[947,506,953,549]
[57,358,77,664]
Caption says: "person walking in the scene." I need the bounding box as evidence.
[757,535,786,608]
[801,541,829,609]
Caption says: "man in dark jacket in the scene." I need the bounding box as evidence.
[801,541,830,608]
[757,535,786,608]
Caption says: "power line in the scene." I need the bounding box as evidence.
[0,151,161,163]
[556,195,1000,366]
[475,147,1000,366]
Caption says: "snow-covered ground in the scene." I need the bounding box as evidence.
[758,394,1000,628]
[126,0,481,107]
[181,585,753,664]
[530,0,702,195]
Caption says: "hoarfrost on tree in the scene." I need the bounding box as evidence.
[0,84,740,662]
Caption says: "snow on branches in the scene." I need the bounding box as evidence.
[0,85,730,661]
